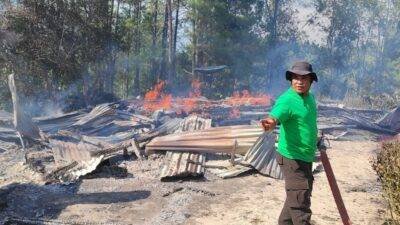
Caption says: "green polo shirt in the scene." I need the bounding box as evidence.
[269,88,317,162]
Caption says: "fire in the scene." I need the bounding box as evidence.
[176,79,203,114]
[224,90,271,107]
[142,80,271,115]
[189,78,201,98]
[225,90,271,119]
[143,81,172,111]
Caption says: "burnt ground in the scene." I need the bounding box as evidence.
[0,134,388,225]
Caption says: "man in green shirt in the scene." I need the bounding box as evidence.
[261,61,318,225]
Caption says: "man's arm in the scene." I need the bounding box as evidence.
[261,117,277,131]
[262,94,290,132]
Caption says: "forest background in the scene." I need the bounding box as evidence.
[0,0,399,115]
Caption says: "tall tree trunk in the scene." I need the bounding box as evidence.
[171,0,180,80]
[268,0,279,87]
[191,7,197,76]
[123,3,133,97]
[160,1,169,81]
[150,0,159,82]
[109,0,120,95]
[271,0,279,44]
[378,1,391,75]
[99,0,112,93]
[107,0,118,94]
[132,0,142,96]
[115,0,120,33]
[264,0,280,88]
[167,0,173,81]
[126,53,130,98]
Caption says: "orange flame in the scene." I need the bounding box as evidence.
[142,80,271,116]
[179,79,203,113]
[174,78,205,114]
[225,90,271,119]
[143,81,172,111]
[189,78,202,98]
[224,90,271,107]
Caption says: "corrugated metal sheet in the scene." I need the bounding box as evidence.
[211,164,253,179]
[49,140,104,181]
[51,140,98,163]
[178,115,212,131]
[136,118,182,143]
[160,151,206,180]
[34,111,84,133]
[0,127,20,144]
[146,125,263,155]
[0,110,13,126]
[243,132,283,179]
[72,103,116,127]
[160,116,211,180]
[376,106,400,132]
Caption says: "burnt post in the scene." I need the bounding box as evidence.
[8,74,41,149]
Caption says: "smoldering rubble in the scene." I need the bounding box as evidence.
[0,90,399,223]
[1,96,398,181]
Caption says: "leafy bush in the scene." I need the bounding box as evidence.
[373,140,400,224]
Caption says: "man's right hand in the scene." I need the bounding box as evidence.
[261,117,277,131]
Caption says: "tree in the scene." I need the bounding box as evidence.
[132,0,143,96]
[1,0,399,112]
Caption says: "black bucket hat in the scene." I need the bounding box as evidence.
[286,61,318,82]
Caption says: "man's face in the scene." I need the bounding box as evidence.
[291,74,312,94]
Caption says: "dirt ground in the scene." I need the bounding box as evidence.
[0,139,387,225]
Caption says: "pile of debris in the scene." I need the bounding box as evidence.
[30,106,280,183]
[1,101,398,184]
[1,74,399,184]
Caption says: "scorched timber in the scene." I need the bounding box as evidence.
[146,125,263,155]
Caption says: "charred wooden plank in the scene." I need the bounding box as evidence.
[45,161,78,181]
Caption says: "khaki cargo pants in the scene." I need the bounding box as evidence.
[277,153,314,225]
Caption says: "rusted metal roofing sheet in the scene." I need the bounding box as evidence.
[243,131,283,179]
[146,125,263,155]
[160,115,211,180]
